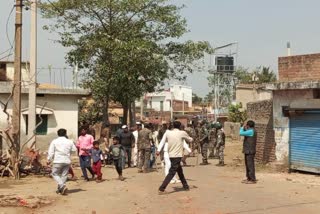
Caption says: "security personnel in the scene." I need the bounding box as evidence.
[199,120,209,165]
[208,123,217,159]
[215,123,225,166]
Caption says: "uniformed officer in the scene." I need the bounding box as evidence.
[208,123,217,159]
[137,123,153,173]
[199,120,209,165]
[215,123,226,166]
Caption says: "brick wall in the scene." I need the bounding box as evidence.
[247,100,276,163]
[279,53,320,82]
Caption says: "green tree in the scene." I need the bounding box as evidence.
[41,0,211,124]
[256,66,276,84]
[228,103,247,123]
[234,66,277,84]
[192,93,203,105]
[234,66,252,84]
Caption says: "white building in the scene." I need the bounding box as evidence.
[0,61,30,83]
[136,84,192,112]
[0,61,90,151]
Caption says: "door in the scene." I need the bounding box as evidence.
[290,112,320,173]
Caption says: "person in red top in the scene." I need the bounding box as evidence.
[76,126,95,181]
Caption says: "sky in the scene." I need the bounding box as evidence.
[1,0,320,96]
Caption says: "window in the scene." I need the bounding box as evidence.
[26,115,48,135]
[313,89,320,99]
[160,101,164,111]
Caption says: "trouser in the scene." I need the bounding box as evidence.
[52,163,70,190]
[92,160,102,180]
[245,154,256,181]
[201,142,209,162]
[159,157,189,191]
[79,155,94,179]
[124,147,132,167]
[132,144,138,166]
[218,145,225,163]
[208,141,217,157]
[138,149,151,170]
[114,159,122,176]
[164,152,178,182]
[149,146,156,168]
[68,166,75,178]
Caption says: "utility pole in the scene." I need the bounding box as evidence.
[170,91,173,120]
[182,93,185,115]
[140,96,143,120]
[12,0,23,179]
[28,0,37,148]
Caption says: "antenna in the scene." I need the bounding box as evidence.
[287,42,291,56]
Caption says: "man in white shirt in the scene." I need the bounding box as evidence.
[157,121,193,194]
[158,129,191,184]
[132,122,142,167]
[47,129,77,195]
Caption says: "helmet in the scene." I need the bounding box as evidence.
[215,122,222,129]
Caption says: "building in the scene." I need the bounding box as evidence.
[0,61,30,83]
[267,53,320,173]
[0,60,90,151]
[236,84,272,109]
[136,84,192,113]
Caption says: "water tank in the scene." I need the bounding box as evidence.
[215,56,234,73]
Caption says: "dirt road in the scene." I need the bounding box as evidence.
[1,143,320,214]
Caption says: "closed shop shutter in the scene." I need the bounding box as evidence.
[290,112,320,173]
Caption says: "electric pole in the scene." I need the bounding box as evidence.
[12,0,23,179]
[28,0,37,148]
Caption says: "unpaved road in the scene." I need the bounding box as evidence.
[1,143,320,214]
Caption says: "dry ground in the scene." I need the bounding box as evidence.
[1,141,320,214]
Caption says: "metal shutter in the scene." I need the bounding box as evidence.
[290,112,320,173]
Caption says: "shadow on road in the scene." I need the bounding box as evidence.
[67,188,86,194]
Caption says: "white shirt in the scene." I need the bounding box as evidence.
[157,129,193,158]
[152,131,159,147]
[47,137,77,164]
[160,141,191,153]
[133,130,138,145]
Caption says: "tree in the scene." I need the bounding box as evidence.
[256,66,276,84]
[228,103,247,123]
[192,93,203,105]
[41,0,212,124]
[78,99,103,126]
[234,66,276,84]
[234,66,252,84]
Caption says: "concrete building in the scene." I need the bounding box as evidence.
[0,61,30,83]
[136,84,192,112]
[267,53,320,173]
[0,82,89,151]
[236,84,272,109]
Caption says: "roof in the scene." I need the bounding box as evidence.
[236,83,270,90]
[266,80,320,90]
[0,82,90,96]
[0,60,30,64]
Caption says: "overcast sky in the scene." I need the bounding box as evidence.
[1,0,320,96]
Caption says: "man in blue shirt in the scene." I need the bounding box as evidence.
[239,120,257,184]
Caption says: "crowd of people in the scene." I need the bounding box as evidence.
[47,119,257,195]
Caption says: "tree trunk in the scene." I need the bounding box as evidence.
[0,134,2,157]
[132,101,136,125]
[129,101,134,127]
[122,103,128,125]
[102,96,109,124]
